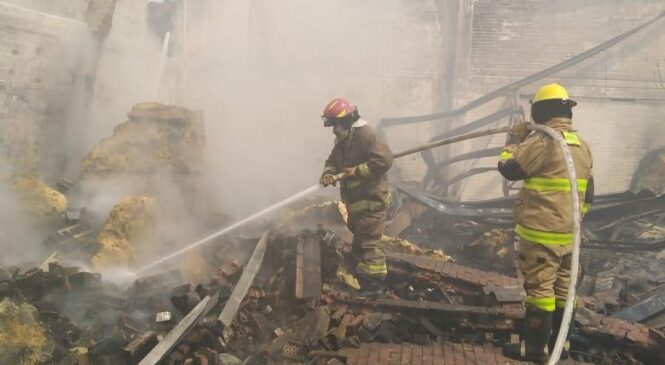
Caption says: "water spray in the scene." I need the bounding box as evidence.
[135,184,322,274]
[136,125,513,274]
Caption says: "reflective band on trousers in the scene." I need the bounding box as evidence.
[346,192,392,213]
[515,224,573,245]
[357,261,388,276]
[524,177,588,192]
[526,296,556,312]
[582,202,590,214]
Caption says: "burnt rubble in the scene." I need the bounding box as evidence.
[2,201,665,365]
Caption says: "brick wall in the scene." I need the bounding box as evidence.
[0,2,89,176]
[453,0,665,198]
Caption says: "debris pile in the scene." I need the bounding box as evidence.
[80,102,206,178]
[3,204,665,365]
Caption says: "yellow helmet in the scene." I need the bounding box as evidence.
[532,83,577,106]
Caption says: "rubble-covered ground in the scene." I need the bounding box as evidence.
[3,198,665,365]
[2,103,665,365]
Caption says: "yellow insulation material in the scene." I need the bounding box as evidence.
[0,299,52,365]
[92,196,156,269]
[11,175,67,218]
[81,102,206,177]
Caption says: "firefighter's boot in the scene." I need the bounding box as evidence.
[549,307,573,359]
[503,307,553,363]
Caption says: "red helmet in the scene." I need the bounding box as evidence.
[322,98,358,126]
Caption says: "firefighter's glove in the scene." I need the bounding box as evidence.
[320,174,337,187]
[509,121,530,143]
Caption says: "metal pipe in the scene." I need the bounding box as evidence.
[527,124,582,365]
[395,126,512,158]
[333,125,513,183]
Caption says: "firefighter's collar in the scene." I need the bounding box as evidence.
[352,119,368,128]
[544,117,573,131]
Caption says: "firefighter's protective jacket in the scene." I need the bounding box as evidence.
[498,118,594,245]
[323,120,393,213]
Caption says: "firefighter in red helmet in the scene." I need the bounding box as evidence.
[320,98,394,294]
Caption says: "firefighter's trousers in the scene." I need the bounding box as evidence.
[347,210,387,278]
[517,237,573,311]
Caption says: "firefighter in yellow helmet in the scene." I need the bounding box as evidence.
[319,98,394,295]
[499,84,594,363]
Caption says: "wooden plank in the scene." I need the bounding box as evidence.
[138,293,218,365]
[219,231,269,326]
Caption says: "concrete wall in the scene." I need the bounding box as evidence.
[451,0,665,198]
[0,1,89,177]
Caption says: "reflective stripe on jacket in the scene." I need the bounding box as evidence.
[498,118,593,245]
[323,119,394,213]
